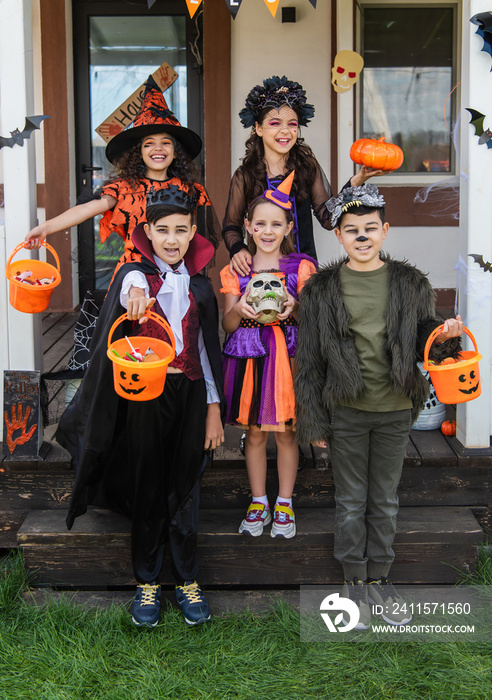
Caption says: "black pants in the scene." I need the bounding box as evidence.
[127,374,207,584]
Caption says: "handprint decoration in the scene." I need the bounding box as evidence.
[4,403,37,454]
[3,370,40,460]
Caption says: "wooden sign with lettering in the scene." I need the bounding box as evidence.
[3,371,41,461]
[95,62,179,144]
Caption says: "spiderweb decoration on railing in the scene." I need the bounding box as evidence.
[41,291,104,426]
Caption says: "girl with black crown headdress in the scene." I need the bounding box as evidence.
[24,76,220,275]
[223,75,383,276]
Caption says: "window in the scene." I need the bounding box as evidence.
[359,3,457,175]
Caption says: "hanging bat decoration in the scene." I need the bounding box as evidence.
[469,254,492,272]
[0,115,50,150]
[465,108,492,148]
[470,12,492,69]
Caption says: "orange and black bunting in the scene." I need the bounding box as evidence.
[224,0,243,19]
[185,0,202,18]
[144,0,319,19]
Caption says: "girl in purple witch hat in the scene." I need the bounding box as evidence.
[220,172,316,540]
[223,75,383,277]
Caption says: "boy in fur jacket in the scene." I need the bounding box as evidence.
[294,184,463,629]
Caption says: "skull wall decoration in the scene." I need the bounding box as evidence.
[245,272,287,324]
[331,50,364,93]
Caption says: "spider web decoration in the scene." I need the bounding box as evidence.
[41,291,105,426]
[67,292,101,372]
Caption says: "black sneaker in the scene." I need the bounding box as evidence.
[131,583,161,627]
[367,577,412,625]
[342,578,371,630]
[175,580,211,626]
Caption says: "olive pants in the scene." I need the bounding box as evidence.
[329,405,413,581]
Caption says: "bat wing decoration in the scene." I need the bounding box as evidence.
[470,12,492,68]
[0,115,50,150]
[465,108,492,148]
[469,254,492,272]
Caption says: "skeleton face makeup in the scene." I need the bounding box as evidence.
[245,272,287,324]
[331,50,364,93]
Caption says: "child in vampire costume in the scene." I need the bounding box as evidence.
[56,184,225,627]
[294,184,463,629]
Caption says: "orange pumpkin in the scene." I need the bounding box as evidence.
[350,137,404,172]
[441,420,456,437]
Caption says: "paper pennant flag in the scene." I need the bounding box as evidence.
[224,0,243,18]
[307,0,317,6]
[147,0,156,7]
[185,0,203,19]
[264,0,280,18]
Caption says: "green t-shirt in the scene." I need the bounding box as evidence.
[338,263,412,412]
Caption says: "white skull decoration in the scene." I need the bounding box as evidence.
[246,272,287,324]
[331,50,364,93]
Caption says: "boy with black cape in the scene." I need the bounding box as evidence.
[56,184,225,627]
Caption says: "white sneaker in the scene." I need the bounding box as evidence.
[239,502,271,536]
[270,502,296,539]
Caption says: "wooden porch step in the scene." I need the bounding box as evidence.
[0,457,490,550]
[0,458,487,513]
[201,463,491,509]
[17,506,482,588]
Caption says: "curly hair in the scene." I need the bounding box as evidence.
[239,107,319,207]
[110,139,200,190]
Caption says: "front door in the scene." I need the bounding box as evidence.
[73,0,203,299]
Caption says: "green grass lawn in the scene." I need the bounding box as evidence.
[1,551,492,700]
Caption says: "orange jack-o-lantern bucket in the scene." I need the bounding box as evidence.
[107,311,175,401]
[6,241,61,313]
[422,325,482,404]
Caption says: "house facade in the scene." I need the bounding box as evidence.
[1,0,491,449]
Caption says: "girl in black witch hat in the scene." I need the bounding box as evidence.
[24,76,220,274]
[223,75,383,276]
